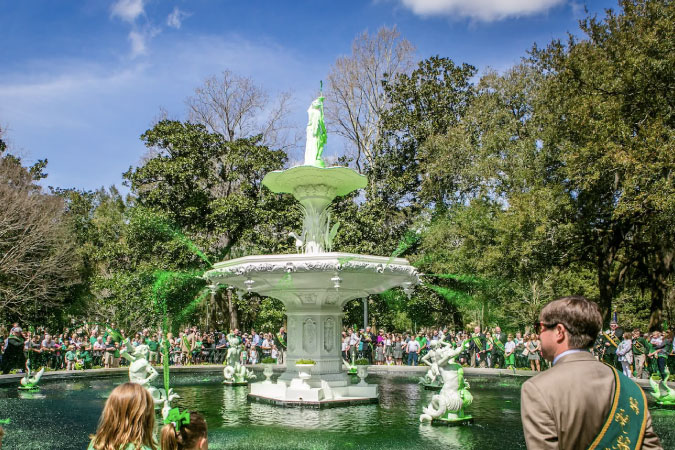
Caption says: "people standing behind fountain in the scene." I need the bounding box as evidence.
[160,410,208,450]
[88,382,157,450]
[406,335,421,366]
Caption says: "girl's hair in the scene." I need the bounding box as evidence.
[89,382,157,450]
[160,411,207,450]
[623,332,632,340]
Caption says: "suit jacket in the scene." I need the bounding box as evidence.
[521,351,662,450]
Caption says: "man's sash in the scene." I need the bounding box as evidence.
[472,336,484,351]
[494,339,505,353]
[632,340,644,354]
[603,332,619,348]
[587,366,648,450]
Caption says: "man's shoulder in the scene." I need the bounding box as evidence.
[525,353,612,390]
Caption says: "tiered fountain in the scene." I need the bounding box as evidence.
[203,91,419,406]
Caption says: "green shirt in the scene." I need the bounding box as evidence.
[146,340,159,352]
[632,337,648,355]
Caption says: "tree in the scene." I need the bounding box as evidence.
[0,148,79,320]
[123,120,299,329]
[376,56,476,206]
[186,70,297,150]
[530,0,675,326]
[325,26,415,176]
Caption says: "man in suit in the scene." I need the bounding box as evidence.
[521,296,662,450]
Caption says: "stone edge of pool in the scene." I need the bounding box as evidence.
[0,365,670,392]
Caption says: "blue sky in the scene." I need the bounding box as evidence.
[0,0,618,191]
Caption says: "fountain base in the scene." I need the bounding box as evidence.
[248,377,378,407]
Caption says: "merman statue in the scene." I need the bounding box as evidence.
[19,358,44,390]
[120,340,178,407]
[649,373,675,406]
[420,340,473,424]
[223,331,255,385]
[304,85,327,168]
[419,340,451,389]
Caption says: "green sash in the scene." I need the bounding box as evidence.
[472,336,484,351]
[494,339,505,353]
[603,332,619,348]
[587,366,648,450]
[276,332,286,348]
[632,339,645,355]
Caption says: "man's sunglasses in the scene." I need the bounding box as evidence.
[533,321,559,332]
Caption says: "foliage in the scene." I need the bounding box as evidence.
[295,359,315,365]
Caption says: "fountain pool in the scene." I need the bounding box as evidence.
[1,372,674,450]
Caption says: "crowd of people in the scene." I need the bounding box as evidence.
[1,320,673,380]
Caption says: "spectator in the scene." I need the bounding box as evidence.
[406,335,421,366]
[88,382,157,450]
[527,334,541,372]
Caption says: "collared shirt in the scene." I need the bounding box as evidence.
[553,349,586,366]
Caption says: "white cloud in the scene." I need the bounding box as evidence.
[128,30,147,57]
[167,7,190,29]
[110,0,145,23]
[399,0,566,22]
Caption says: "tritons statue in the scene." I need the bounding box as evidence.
[420,340,473,425]
[223,331,255,385]
[19,359,44,391]
[649,374,675,406]
[121,341,177,408]
[419,340,450,390]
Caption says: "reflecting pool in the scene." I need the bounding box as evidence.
[0,374,673,449]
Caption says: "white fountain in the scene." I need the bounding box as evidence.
[203,91,419,406]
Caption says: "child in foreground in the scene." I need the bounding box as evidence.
[88,382,157,450]
[161,411,208,450]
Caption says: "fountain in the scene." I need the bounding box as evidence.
[203,89,419,406]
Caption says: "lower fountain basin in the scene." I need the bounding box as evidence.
[203,252,419,308]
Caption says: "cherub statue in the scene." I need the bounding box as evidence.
[121,341,178,407]
[420,340,473,423]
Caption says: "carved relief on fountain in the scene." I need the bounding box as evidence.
[303,318,317,353]
[287,317,297,352]
[324,317,335,352]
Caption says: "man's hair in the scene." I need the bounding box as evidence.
[540,296,603,349]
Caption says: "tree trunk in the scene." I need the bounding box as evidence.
[227,288,239,331]
[596,254,614,327]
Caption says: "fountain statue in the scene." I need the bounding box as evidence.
[121,341,178,409]
[203,87,419,406]
[649,376,675,406]
[18,359,44,391]
[419,340,450,390]
[420,341,473,425]
[223,331,256,385]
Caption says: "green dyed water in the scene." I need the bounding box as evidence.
[0,374,674,449]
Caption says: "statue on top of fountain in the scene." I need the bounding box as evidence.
[304,88,327,168]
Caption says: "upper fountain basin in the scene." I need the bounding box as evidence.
[203,252,419,310]
[263,165,367,199]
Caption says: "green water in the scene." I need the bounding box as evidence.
[0,374,673,449]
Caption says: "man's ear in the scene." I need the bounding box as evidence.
[557,324,567,343]
[199,436,208,449]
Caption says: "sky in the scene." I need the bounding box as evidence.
[0,0,619,192]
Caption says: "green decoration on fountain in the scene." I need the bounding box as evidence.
[649,374,675,406]
[0,418,9,425]
[420,340,473,425]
